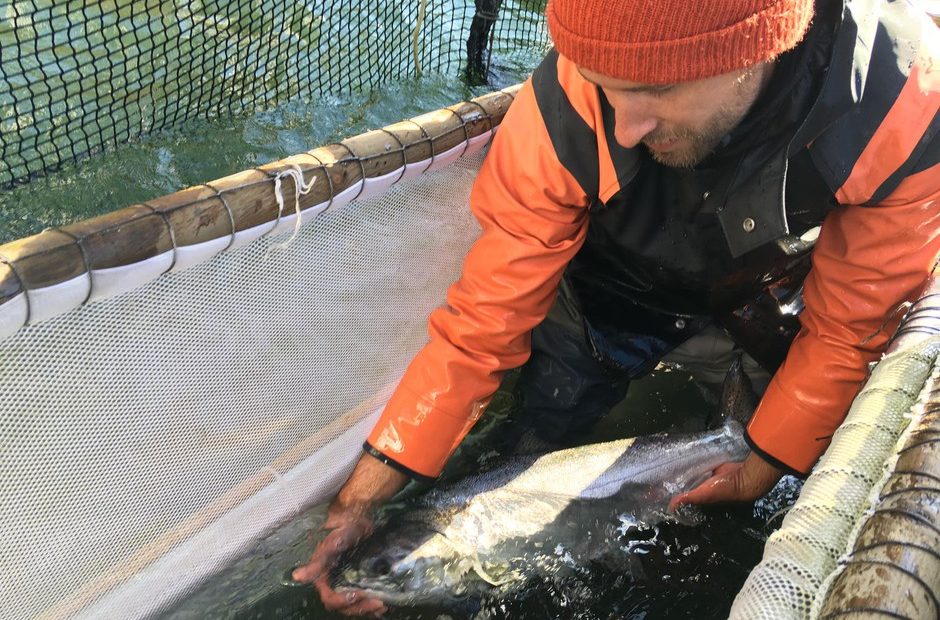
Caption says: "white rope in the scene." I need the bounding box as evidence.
[269,165,316,254]
[412,0,428,78]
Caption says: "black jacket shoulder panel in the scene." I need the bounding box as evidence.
[598,90,643,195]
[531,49,600,197]
[807,0,930,200]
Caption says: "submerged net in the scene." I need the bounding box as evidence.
[0,0,548,187]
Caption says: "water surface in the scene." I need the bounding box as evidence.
[0,57,536,244]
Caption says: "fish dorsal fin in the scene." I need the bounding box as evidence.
[715,355,759,427]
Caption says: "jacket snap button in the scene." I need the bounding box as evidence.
[675,318,686,329]
[742,217,756,233]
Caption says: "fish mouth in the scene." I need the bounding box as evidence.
[332,550,491,608]
[332,563,451,607]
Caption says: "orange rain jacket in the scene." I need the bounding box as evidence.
[366,0,940,479]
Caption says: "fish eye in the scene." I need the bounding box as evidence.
[369,557,392,575]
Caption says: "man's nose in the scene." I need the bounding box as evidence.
[607,92,659,149]
[614,109,659,149]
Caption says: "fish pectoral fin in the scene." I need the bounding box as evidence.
[680,470,714,492]
[471,557,513,587]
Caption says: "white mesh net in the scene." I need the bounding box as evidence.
[0,150,485,620]
[729,337,940,620]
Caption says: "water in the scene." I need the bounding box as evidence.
[0,0,548,187]
[163,367,801,619]
[0,57,537,245]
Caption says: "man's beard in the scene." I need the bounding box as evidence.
[642,108,740,168]
[642,73,761,168]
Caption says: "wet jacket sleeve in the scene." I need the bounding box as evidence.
[747,167,940,474]
[364,80,592,479]
[746,24,940,475]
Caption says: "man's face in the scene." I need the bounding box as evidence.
[578,63,774,168]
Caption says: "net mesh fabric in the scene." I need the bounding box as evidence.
[729,338,940,619]
[0,0,548,187]
[0,151,485,620]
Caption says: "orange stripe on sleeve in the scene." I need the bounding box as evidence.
[836,26,940,205]
[880,161,940,206]
[556,54,598,129]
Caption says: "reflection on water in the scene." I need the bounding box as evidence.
[163,368,803,619]
[0,56,534,245]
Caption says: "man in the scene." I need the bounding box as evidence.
[295,0,940,614]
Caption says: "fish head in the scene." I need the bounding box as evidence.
[330,519,485,607]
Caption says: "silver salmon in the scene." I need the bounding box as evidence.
[331,361,755,607]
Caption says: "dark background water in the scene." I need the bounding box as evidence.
[164,367,802,620]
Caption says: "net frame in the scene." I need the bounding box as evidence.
[0,86,519,340]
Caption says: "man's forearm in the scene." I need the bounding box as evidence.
[329,451,409,518]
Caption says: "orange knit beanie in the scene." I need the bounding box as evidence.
[546,0,814,84]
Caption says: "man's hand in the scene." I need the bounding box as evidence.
[292,504,384,617]
[292,453,408,617]
[669,451,785,511]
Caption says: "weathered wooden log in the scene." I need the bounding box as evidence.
[853,512,940,556]
[880,472,940,497]
[819,561,938,619]
[895,438,940,480]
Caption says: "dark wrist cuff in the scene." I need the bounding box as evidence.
[744,431,808,479]
[362,442,437,483]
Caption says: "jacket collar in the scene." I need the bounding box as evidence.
[719,0,865,257]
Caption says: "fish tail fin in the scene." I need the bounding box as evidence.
[715,355,759,428]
